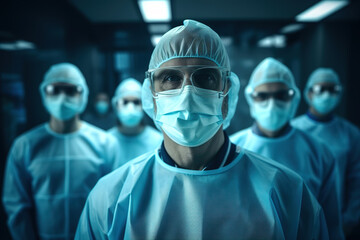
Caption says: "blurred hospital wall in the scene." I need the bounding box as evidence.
[1,0,359,238]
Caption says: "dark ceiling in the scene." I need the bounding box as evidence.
[1,0,359,51]
[69,0,360,22]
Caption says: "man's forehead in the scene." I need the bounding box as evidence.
[254,82,289,92]
[50,82,77,87]
[313,82,337,87]
[160,58,217,68]
[121,96,141,101]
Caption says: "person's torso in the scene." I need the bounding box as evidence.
[108,126,162,167]
[88,148,322,240]
[22,123,112,239]
[292,115,359,198]
[230,127,329,198]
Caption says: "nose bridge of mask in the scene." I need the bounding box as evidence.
[256,97,275,109]
[254,97,291,114]
[47,92,66,102]
[320,91,331,98]
[126,102,136,111]
[156,85,223,116]
[121,100,142,113]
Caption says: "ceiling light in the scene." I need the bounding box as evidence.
[16,40,35,49]
[0,40,35,51]
[296,0,349,22]
[258,35,286,48]
[0,43,17,50]
[273,35,286,48]
[138,0,172,22]
[281,24,304,34]
[148,24,171,34]
[151,35,163,46]
[258,37,273,48]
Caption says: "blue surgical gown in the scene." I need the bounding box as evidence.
[2,122,120,240]
[230,126,343,239]
[108,125,162,168]
[292,114,360,230]
[75,146,329,240]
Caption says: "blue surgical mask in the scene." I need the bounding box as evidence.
[95,101,109,115]
[117,102,144,127]
[44,94,82,120]
[311,92,340,115]
[252,99,292,131]
[155,85,224,147]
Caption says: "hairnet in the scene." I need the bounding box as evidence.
[39,62,89,113]
[112,78,142,110]
[142,19,240,129]
[304,68,341,104]
[149,19,230,70]
[245,57,300,119]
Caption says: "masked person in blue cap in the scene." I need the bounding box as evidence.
[230,58,343,239]
[108,78,162,168]
[82,92,116,130]
[2,63,120,240]
[292,68,360,237]
[75,20,329,240]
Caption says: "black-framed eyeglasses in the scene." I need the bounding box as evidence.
[251,89,295,102]
[45,84,83,97]
[310,84,342,95]
[146,65,230,97]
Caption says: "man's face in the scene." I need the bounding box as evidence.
[152,58,230,118]
[43,82,84,121]
[117,96,142,111]
[253,82,292,102]
[251,82,295,131]
[308,82,341,101]
[45,82,83,99]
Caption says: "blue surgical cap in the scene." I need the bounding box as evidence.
[149,19,230,70]
[304,68,341,104]
[142,19,240,129]
[245,57,301,119]
[112,78,142,109]
[39,62,89,113]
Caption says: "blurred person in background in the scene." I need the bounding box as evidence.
[82,92,116,130]
[292,68,360,237]
[108,78,162,168]
[2,63,120,240]
[230,58,343,239]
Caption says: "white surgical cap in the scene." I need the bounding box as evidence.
[245,57,300,119]
[142,19,240,129]
[112,78,142,109]
[304,68,341,104]
[39,62,89,113]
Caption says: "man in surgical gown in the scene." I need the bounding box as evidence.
[2,63,120,240]
[230,58,343,239]
[292,68,360,237]
[108,78,162,168]
[75,20,329,240]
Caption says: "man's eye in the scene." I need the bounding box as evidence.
[163,75,182,82]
